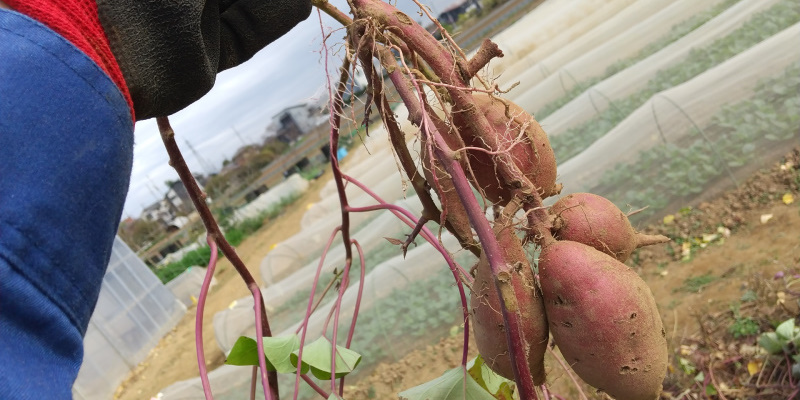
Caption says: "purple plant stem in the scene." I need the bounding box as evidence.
[342,176,473,283]
[317,19,356,397]
[390,58,538,400]
[384,57,539,398]
[431,125,538,397]
[251,283,274,400]
[328,241,355,394]
[548,346,588,400]
[337,239,366,396]
[295,227,342,334]
[294,226,341,398]
[345,239,366,349]
[156,117,279,399]
[296,22,354,397]
[343,200,472,366]
[196,236,219,399]
[541,384,551,400]
[250,366,257,400]
[301,374,330,398]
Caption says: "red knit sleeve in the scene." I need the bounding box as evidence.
[6,0,135,121]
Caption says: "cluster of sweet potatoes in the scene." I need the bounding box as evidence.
[339,0,671,396]
[456,96,670,400]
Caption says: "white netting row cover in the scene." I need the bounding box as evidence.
[555,22,800,213]
[486,0,635,73]
[166,266,217,307]
[488,0,636,75]
[495,0,674,89]
[537,0,784,139]
[73,237,185,400]
[511,0,728,115]
[219,196,424,353]
[232,173,310,223]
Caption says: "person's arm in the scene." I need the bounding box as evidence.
[0,1,309,397]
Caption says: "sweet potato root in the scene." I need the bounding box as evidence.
[550,193,669,262]
[538,240,668,400]
[470,220,548,384]
[451,94,559,204]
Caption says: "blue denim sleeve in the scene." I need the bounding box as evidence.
[0,9,133,399]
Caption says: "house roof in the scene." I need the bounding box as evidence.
[272,103,307,119]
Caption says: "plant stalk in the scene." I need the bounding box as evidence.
[156,117,279,399]
[381,54,539,398]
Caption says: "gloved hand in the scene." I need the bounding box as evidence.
[97,0,313,119]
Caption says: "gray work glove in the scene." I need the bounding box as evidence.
[97,0,312,120]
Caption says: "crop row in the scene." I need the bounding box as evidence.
[549,0,799,164]
[592,62,800,221]
[268,237,409,330]
[339,251,476,375]
[535,0,741,120]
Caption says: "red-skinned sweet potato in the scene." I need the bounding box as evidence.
[451,94,559,204]
[470,222,548,384]
[550,193,669,262]
[539,240,668,400]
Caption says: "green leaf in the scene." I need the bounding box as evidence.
[758,332,784,355]
[226,336,260,366]
[264,334,304,373]
[493,382,515,400]
[775,318,796,340]
[694,371,705,383]
[705,384,718,396]
[467,356,514,397]
[225,335,307,374]
[290,337,361,380]
[399,366,497,400]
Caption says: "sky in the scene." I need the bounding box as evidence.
[123,0,457,219]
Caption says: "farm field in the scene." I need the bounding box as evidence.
[116,149,799,399]
[346,150,800,399]
[114,0,799,398]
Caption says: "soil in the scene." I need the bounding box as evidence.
[347,149,800,400]
[115,148,800,400]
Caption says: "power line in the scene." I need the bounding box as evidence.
[184,139,216,176]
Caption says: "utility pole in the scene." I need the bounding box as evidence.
[184,139,216,176]
[145,174,162,201]
[231,126,248,147]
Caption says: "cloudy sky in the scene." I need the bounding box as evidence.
[123,0,456,218]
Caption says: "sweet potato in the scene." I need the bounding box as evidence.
[550,193,669,262]
[470,223,548,384]
[452,94,558,204]
[421,113,478,252]
[538,240,668,400]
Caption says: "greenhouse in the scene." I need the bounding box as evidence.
[73,237,185,400]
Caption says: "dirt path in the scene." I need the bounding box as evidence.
[114,168,336,400]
